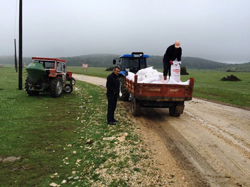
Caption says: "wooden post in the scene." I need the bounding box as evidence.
[14,39,17,72]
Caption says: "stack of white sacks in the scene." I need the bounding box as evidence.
[126,61,190,85]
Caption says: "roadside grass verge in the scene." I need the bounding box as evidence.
[183,70,250,108]
[68,67,250,108]
[68,67,110,78]
[0,67,168,186]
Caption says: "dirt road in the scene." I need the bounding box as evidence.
[74,74,250,187]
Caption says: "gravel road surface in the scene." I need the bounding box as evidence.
[74,74,250,187]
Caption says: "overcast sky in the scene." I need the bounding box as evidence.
[1,0,250,63]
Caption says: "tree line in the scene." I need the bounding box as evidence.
[0,54,249,71]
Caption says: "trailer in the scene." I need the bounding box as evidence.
[125,75,194,117]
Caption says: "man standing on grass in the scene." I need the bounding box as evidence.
[106,66,120,125]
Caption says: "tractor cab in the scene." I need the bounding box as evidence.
[113,52,149,77]
[112,52,150,101]
[31,57,65,73]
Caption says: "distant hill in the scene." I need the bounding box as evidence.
[219,62,250,72]
[61,54,119,67]
[0,56,31,66]
[147,56,232,70]
[1,54,250,71]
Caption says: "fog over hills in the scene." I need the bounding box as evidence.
[2,1,250,64]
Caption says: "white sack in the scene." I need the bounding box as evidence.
[126,67,190,85]
[126,72,135,81]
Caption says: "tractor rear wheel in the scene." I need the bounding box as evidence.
[131,97,141,116]
[25,76,39,96]
[63,84,73,94]
[50,76,63,97]
[119,76,129,101]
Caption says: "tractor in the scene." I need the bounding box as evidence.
[25,57,75,97]
[112,52,149,100]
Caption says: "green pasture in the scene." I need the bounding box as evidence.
[68,66,110,78]
[0,67,162,186]
[185,70,250,107]
[0,66,249,186]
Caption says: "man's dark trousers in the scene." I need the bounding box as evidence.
[107,97,117,123]
[163,57,171,77]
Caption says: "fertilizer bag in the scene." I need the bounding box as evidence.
[170,61,181,82]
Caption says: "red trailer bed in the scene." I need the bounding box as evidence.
[125,75,194,117]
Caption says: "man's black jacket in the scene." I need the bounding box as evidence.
[163,44,182,63]
[106,72,120,98]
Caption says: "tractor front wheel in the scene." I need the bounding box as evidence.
[25,76,39,96]
[119,76,129,101]
[63,84,73,94]
[50,76,63,97]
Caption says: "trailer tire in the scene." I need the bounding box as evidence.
[169,106,180,117]
[131,97,141,116]
[25,76,39,96]
[50,76,63,97]
[70,78,76,85]
[119,76,129,101]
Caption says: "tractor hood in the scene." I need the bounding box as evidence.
[26,62,45,83]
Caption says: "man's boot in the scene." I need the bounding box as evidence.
[164,76,167,80]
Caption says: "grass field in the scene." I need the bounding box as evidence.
[0,66,249,186]
[0,67,166,186]
[68,66,250,108]
[68,66,110,78]
[183,70,250,107]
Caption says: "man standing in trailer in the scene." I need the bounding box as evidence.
[163,41,182,80]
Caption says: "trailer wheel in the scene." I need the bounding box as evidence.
[131,97,141,116]
[119,76,129,101]
[169,106,180,117]
[25,76,39,96]
[63,84,73,94]
[50,76,63,97]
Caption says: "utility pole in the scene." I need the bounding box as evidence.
[18,0,23,90]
